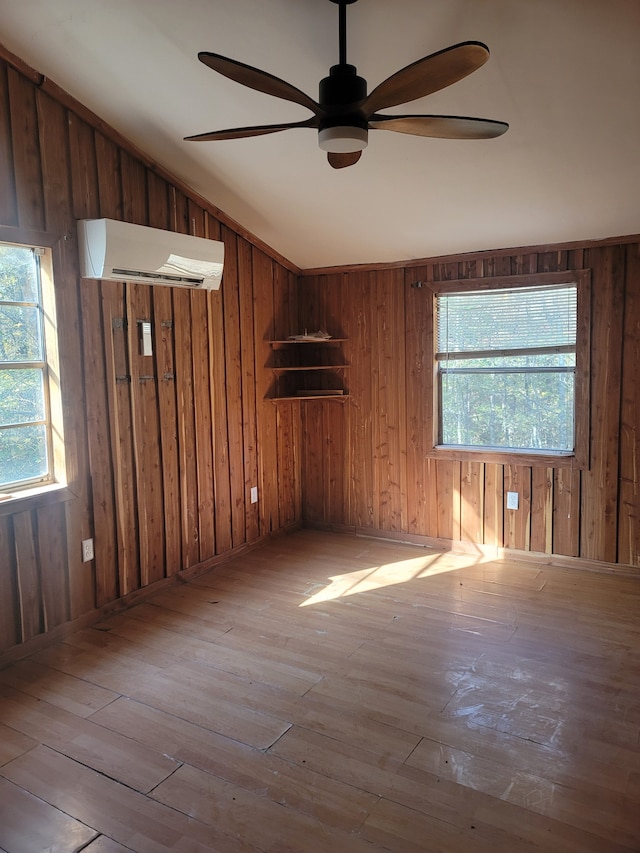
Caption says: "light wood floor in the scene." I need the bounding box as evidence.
[0,530,639,852]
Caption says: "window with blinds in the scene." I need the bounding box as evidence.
[435,284,577,453]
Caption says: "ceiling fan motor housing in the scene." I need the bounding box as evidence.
[318,64,369,152]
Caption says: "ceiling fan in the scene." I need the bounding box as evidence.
[185,0,508,169]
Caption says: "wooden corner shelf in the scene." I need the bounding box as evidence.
[266,337,349,402]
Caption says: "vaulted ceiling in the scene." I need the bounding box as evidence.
[2,0,639,268]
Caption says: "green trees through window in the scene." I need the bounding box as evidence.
[0,244,50,489]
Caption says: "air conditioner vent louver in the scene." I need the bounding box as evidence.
[78,218,224,290]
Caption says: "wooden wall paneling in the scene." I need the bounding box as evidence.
[7,68,44,230]
[273,259,298,338]
[276,402,298,527]
[552,467,580,557]
[80,278,118,605]
[273,264,299,526]
[172,286,199,569]
[0,516,20,650]
[512,254,538,276]
[326,400,342,528]
[221,228,246,547]
[326,273,348,524]
[372,269,407,532]
[301,401,325,524]
[192,282,217,560]
[433,262,461,541]
[435,461,460,541]
[127,282,166,587]
[121,150,165,586]
[94,134,133,595]
[71,115,118,606]
[206,212,232,556]
[120,150,147,226]
[346,271,375,529]
[530,467,553,554]
[13,511,43,641]
[36,87,94,617]
[252,248,278,534]
[481,255,512,278]
[102,282,140,595]
[68,116,99,221]
[147,173,182,577]
[237,238,259,542]
[568,248,585,270]
[170,190,199,568]
[538,250,568,274]
[404,271,438,538]
[460,462,485,545]
[0,65,18,225]
[618,242,640,566]
[95,132,124,221]
[151,286,182,575]
[458,258,480,280]
[36,501,70,630]
[483,463,504,548]
[580,247,625,562]
[504,465,531,551]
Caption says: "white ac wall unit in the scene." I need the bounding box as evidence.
[77,218,224,290]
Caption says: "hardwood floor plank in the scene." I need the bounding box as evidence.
[91,696,379,834]
[0,658,118,717]
[151,762,386,853]
[0,777,98,853]
[81,838,135,853]
[0,530,638,850]
[0,722,36,767]
[1,745,261,852]
[0,686,179,793]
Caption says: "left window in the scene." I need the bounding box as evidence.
[0,242,58,491]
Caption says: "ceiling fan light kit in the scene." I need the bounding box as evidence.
[318,126,368,153]
[186,0,508,168]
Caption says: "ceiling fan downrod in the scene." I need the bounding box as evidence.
[319,0,368,154]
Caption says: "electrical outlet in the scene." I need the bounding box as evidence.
[82,538,94,562]
[506,491,519,511]
[250,486,258,504]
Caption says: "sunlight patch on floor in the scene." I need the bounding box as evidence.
[300,550,488,607]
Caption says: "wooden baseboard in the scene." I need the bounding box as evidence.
[0,521,302,671]
[302,520,640,577]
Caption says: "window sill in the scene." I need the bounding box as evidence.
[0,483,75,517]
[427,445,586,469]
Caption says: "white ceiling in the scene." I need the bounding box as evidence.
[1,0,639,269]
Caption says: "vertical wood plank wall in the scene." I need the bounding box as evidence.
[1,44,639,661]
[0,54,301,656]
[299,241,640,569]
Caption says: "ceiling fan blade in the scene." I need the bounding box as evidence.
[198,52,321,115]
[369,114,508,139]
[185,118,318,142]
[327,151,362,169]
[363,42,490,115]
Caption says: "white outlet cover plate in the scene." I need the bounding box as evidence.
[506,491,519,510]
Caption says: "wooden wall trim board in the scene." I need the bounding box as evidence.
[1,41,640,660]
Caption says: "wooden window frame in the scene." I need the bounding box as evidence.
[425,270,591,469]
[0,226,67,501]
